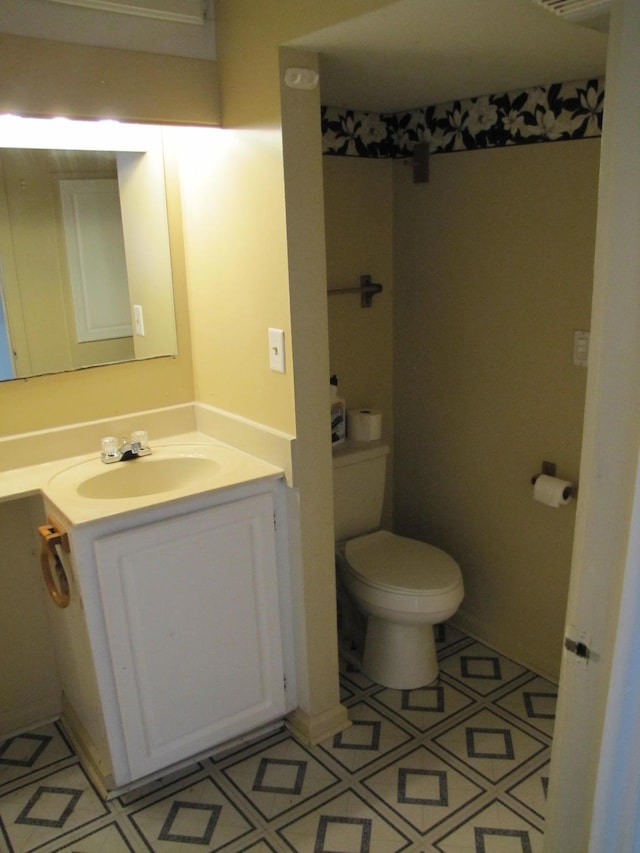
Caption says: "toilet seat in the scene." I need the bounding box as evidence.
[344,530,461,595]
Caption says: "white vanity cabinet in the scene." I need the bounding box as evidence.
[44,476,294,793]
[95,491,286,781]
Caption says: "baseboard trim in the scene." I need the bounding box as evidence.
[286,703,350,746]
[452,612,560,683]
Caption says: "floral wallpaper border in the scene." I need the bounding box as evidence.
[321,77,604,158]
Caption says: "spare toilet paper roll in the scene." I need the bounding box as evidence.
[533,474,573,507]
[347,408,382,442]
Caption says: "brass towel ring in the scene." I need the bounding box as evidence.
[38,520,71,609]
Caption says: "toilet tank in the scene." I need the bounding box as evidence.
[332,441,389,541]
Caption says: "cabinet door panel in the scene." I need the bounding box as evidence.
[94,492,285,780]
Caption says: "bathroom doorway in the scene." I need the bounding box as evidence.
[282,0,640,848]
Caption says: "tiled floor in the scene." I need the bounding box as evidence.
[0,625,556,852]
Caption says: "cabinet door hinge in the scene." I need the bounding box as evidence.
[273,511,278,532]
[283,674,287,692]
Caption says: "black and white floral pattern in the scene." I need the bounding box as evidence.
[322,77,604,158]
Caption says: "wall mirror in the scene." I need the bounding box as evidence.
[0,117,178,381]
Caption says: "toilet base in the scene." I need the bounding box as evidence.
[362,617,438,689]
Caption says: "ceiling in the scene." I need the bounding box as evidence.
[289,0,608,113]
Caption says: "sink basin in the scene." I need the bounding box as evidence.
[43,438,283,525]
[77,455,220,500]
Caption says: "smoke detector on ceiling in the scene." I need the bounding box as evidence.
[533,0,610,31]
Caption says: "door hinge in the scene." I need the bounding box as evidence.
[273,511,278,532]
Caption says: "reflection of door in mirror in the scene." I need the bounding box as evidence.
[59,178,133,346]
[0,149,135,378]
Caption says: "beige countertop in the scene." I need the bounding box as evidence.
[0,431,283,524]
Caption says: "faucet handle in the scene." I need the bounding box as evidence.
[101,436,119,460]
[131,430,148,450]
[100,435,120,462]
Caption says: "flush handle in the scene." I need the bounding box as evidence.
[38,518,71,609]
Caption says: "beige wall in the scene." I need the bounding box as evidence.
[206,0,400,433]
[324,155,394,528]
[0,35,206,438]
[0,3,394,438]
[0,1,400,741]
[322,142,596,679]
[213,0,394,127]
[0,34,220,127]
[0,496,61,734]
[172,125,296,434]
[210,0,399,739]
[279,45,346,735]
[392,139,599,679]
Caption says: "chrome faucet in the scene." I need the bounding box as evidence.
[101,431,151,464]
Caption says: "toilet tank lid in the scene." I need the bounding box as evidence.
[332,440,389,469]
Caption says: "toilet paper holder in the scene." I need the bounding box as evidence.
[531,460,575,500]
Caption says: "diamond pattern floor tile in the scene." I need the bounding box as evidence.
[494,677,558,738]
[237,840,281,852]
[277,788,413,852]
[439,643,528,697]
[434,623,471,652]
[47,820,138,852]
[361,744,486,835]
[0,763,108,853]
[506,760,550,821]
[221,733,341,821]
[116,763,205,808]
[372,679,476,732]
[339,658,378,692]
[0,627,555,852]
[433,798,544,852]
[318,701,413,773]
[0,724,74,789]
[433,709,548,784]
[128,776,255,852]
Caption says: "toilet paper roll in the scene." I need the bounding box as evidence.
[347,408,382,442]
[533,474,573,507]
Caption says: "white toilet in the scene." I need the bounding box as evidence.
[333,441,464,689]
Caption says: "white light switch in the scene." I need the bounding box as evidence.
[268,328,285,373]
[133,304,145,336]
[573,330,590,367]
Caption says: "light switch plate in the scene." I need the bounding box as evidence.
[268,328,285,373]
[133,304,145,336]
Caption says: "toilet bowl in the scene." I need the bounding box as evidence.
[332,440,464,689]
[336,529,464,689]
